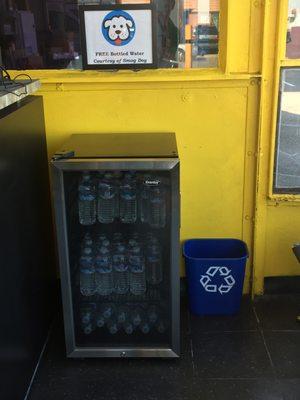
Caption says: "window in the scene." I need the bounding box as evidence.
[274,68,300,193]
[286,0,300,58]
[0,0,219,70]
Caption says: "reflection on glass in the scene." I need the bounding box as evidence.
[286,0,300,58]
[0,0,219,70]
[274,68,300,192]
[64,169,172,348]
[178,0,219,68]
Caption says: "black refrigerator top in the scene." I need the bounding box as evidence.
[54,133,178,159]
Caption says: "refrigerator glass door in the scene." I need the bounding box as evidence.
[52,160,179,357]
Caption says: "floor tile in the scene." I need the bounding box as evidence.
[189,296,258,333]
[189,379,283,400]
[263,332,300,379]
[29,305,193,390]
[191,331,274,379]
[29,375,194,400]
[277,379,300,400]
[254,295,300,331]
[28,295,300,400]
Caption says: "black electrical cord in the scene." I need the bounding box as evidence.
[13,73,32,82]
[0,67,33,97]
[0,65,12,87]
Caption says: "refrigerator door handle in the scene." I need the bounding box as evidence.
[52,150,75,161]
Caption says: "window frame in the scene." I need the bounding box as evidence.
[269,0,300,200]
[5,0,226,79]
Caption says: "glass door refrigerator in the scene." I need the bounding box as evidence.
[51,133,180,358]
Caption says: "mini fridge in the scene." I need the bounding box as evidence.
[51,133,180,358]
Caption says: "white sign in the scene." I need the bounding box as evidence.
[199,266,236,294]
[81,7,155,69]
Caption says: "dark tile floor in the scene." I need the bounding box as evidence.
[28,295,300,400]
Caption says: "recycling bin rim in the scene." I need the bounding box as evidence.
[183,238,249,261]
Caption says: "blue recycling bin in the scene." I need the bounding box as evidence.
[183,239,249,315]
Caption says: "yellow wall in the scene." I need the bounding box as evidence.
[12,0,300,294]
[252,0,300,294]
[38,78,258,291]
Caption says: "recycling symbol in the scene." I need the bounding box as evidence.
[200,266,236,295]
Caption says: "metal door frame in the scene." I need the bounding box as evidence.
[51,158,180,358]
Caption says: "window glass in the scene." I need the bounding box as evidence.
[0,0,219,70]
[286,0,300,59]
[274,68,300,193]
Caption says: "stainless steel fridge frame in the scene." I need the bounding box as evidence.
[51,157,180,358]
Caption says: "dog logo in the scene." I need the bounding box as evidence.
[102,10,135,46]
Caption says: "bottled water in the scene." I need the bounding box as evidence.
[148,183,166,228]
[81,232,93,250]
[131,306,143,327]
[95,233,110,252]
[80,304,94,325]
[128,232,141,249]
[79,247,95,296]
[95,246,113,296]
[100,303,116,320]
[129,246,146,296]
[107,317,119,335]
[140,319,151,334]
[97,233,107,243]
[119,174,137,224]
[95,312,105,328]
[113,171,122,219]
[146,240,163,285]
[97,173,117,224]
[148,305,159,325]
[78,172,96,225]
[113,243,129,295]
[123,321,134,335]
[116,306,130,324]
[156,317,168,334]
[80,303,96,334]
[112,232,125,246]
[140,175,151,223]
[83,322,95,335]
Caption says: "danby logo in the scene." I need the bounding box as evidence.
[145,180,160,186]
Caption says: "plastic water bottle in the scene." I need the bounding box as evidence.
[147,305,159,325]
[97,233,107,243]
[95,234,110,252]
[116,306,130,324]
[80,304,95,325]
[148,182,166,228]
[140,318,151,334]
[129,246,146,296]
[112,232,125,246]
[131,306,143,327]
[156,317,168,334]
[140,175,151,223]
[100,303,116,320]
[146,240,163,285]
[119,174,137,224]
[123,321,134,335]
[81,232,93,249]
[97,173,117,224]
[128,232,141,249]
[95,311,106,328]
[113,243,129,294]
[95,246,113,296]
[83,322,95,335]
[107,317,119,334]
[79,247,95,296]
[113,171,122,219]
[80,303,96,334]
[78,172,96,225]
